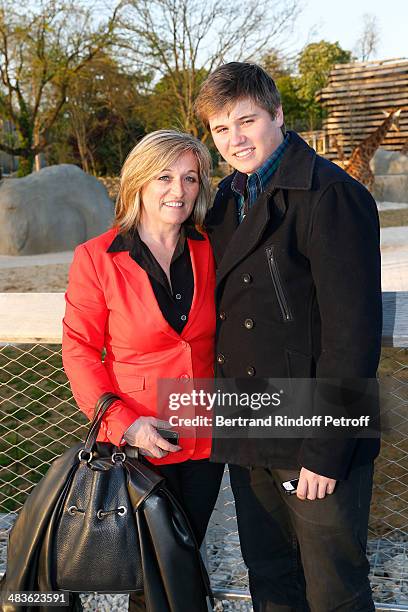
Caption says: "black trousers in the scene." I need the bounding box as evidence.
[129,458,225,611]
[229,463,375,612]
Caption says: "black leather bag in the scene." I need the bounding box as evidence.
[1,393,213,612]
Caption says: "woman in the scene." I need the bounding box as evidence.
[62,130,224,609]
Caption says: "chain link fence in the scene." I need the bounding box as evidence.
[0,342,407,610]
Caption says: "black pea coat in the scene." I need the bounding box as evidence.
[206,131,382,480]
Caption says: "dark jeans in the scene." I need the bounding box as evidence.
[229,463,375,612]
[129,458,225,611]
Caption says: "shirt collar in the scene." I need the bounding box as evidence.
[231,132,290,197]
[106,222,204,253]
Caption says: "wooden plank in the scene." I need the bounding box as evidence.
[332,60,408,69]
[322,79,408,93]
[329,61,408,73]
[318,89,408,101]
[326,69,408,84]
[328,98,408,107]
[320,99,408,110]
[329,69,408,79]
[324,128,408,135]
[382,292,408,348]
[332,58,408,70]
[0,293,406,347]
[324,144,406,156]
[324,117,408,127]
[327,64,408,82]
[323,134,408,145]
[329,109,408,118]
[322,133,408,143]
[322,130,408,140]
[324,125,408,135]
[323,131,408,139]
[319,90,408,102]
[322,100,408,109]
[0,293,65,343]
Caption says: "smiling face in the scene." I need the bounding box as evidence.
[140,150,200,231]
[209,98,284,174]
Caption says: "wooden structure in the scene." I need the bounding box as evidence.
[305,58,408,160]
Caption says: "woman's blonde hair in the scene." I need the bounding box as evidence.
[114,130,212,232]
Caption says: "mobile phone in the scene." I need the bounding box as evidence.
[157,428,179,445]
[281,478,299,495]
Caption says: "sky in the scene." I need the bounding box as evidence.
[295,0,408,60]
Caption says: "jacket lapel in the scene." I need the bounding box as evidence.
[215,188,273,287]
[181,236,210,336]
[205,190,238,267]
[208,187,287,288]
[111,251,181,340]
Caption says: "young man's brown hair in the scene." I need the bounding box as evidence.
[194,62,282,127]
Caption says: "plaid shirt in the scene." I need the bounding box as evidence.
[232,133,289,223]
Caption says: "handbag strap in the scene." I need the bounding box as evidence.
[82,392,122,453]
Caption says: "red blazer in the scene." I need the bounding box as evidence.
[62,228,216,465]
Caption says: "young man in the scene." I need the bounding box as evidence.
[195,63,382,611]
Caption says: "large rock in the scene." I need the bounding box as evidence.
[0,164,114,254]
[371,148,408,203]
[371,148,408,175]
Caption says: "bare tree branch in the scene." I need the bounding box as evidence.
[118,0,301,135]
[354,13,381,62]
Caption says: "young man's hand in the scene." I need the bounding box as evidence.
[296,467,336,500]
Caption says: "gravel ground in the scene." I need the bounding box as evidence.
[0,263,70,292]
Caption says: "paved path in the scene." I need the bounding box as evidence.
[0,251,73,269]
[381,226,408,248]
[380,227,408,291]
[377,201,408,212]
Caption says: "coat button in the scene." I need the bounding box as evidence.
[244,318,254,329]
[217,353,226,365]
[246,366,256,376]
[179,373,190,381]
[219,311,227,321]
[242,273,252,284]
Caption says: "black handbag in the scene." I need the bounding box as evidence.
[1,393,213,612]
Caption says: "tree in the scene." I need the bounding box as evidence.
[354,14,380,62]
[61,52,146,175]
[297,41,352,130]
[274,74,306,131]
[261,50,305,130]
[262,49,293,81]
[119,0,301,139]
[0,0,122,175]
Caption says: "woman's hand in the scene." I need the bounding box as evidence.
[123,416,181,459]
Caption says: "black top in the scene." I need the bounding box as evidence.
[107,224,205,334]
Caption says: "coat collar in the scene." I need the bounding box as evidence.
[211,185,279,288]
[106,223,204,254]
[270,130,316,191]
